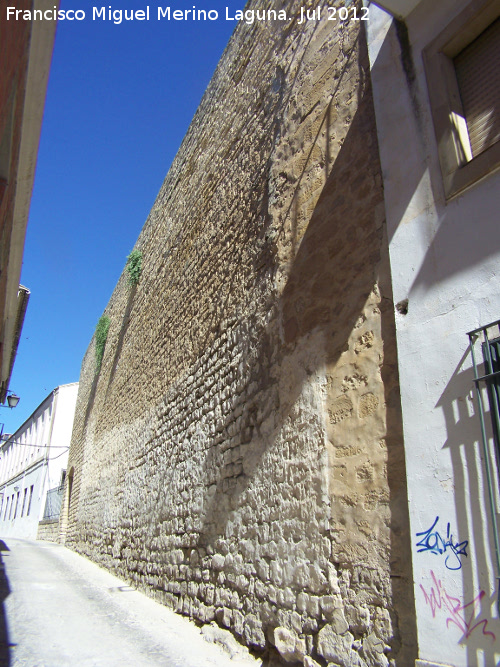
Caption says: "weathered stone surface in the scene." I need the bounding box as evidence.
[274,626,306,663]
[303,657,321,667]
[317,624,353,664]
[36,519,60,543]
[361,633,389,667]
[244,614,266,649]
[201,622,254,661]
[61,0,415,664]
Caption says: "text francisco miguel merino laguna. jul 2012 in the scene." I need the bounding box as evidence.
[6,5,370,25]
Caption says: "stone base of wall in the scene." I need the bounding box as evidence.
[37,519,60,543]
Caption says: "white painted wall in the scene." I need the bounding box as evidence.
[0,460,45,540]
[46,383,79,490]
[367,1,500,665]
[0,383,78,540]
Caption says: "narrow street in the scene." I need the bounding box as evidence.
[0,538,258,667]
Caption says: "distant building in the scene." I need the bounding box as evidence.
[0,383,78,542]
[0,1,57,401]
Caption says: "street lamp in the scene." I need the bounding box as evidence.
[6,393,19,408]
[1,391,20,409]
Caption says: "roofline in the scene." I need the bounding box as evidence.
[1,0,58,395]
[370,0,424,19]
[1,383,78,446]
[0,285,30,404]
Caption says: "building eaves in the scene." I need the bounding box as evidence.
[0,1,57,400]
[370,0,424,19]
[1,285,30,404]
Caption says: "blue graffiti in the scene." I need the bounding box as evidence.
[416,516,468,571]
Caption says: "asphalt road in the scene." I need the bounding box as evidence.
[0,538,257,667]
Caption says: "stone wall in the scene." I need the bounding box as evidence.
[63,1,416,664]
[37,519,60,543]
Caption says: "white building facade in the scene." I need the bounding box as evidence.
[368,0,500,665]
[0,383,78,541]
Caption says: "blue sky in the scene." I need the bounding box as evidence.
[3,1,244,434]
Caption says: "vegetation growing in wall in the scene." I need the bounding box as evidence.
[95,315,110,375]
[126,249,142,286]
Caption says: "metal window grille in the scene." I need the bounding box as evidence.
[468,319,500,613]
[42,485,63,521]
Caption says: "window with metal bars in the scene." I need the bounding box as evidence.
[468,320,500,614]
[482,335,500,454]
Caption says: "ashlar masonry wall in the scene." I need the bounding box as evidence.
[63,2,416,664]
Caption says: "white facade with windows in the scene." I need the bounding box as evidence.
[0,383,78,540]
[367,1,500,665]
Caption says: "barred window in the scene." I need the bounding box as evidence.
[468,320,500,605]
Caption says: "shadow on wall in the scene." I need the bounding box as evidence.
[0,540,12,666]
[198,30,377,538]
[106,283,138,399]
[436,351,500,667]
[66,18,417,666]
[83,281,138,430]
[196,42,416,664]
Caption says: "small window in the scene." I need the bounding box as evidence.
[13,491,20,520]
[26,485,34,516]
[453,18,500,160]
[424,0,500,198]
[20,488,27,517]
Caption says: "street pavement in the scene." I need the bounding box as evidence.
[0,537,259,667]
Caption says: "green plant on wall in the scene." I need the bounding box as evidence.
[95,315,110,375]
[126,249,142,286]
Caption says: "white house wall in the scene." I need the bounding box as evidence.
[0,461,45,540]
[0,383,78,540]
[46,383,78,490]
[367,1,500,666]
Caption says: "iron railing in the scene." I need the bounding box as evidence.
[42,485,64,521]
[468,319,500,614]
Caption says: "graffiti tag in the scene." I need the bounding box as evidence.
[416,516,468,570]
[420,570,495,642]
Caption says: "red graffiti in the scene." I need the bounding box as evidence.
[420,570,496,642]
